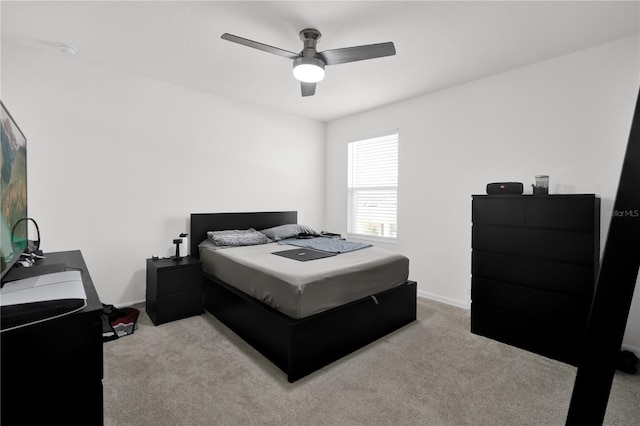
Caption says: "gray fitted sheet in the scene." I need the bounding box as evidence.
[199,242,409,319]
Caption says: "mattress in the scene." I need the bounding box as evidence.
[199,241,409,319]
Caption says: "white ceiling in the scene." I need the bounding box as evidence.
[2,1,639,122]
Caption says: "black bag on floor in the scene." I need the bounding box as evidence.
[616,350,639,374]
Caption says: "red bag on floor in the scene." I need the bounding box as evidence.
[102,304,139,342]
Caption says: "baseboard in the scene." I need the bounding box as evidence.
[417,290,470,310]
[118,298,145,309]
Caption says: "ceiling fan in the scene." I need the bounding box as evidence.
[221,29,396,97]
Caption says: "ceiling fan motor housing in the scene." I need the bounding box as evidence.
[299,28,322,58]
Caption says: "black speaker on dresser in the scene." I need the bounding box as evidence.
[486,182,523,195]
[470,194,600,365]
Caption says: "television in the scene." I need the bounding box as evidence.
[0,100,28,282]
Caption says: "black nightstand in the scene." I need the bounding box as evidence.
[146,256,203,325]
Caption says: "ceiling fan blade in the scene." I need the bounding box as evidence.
[221,33,300,59]
[317,42,396,66]
[301,82,316,97]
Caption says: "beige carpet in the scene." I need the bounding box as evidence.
[103,298,639,425]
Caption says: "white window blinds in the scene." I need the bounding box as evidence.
[347,131,398,240]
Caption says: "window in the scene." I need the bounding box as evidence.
[347,131,398,241]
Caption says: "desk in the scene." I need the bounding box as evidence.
[1,250,103,425]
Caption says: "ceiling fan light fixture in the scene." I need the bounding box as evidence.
[293,56,325,83]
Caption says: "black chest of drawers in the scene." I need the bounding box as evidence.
[471,194,600,365]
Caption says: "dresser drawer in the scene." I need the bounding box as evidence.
[152,291,203,325]
[156,266,202,296]
[471,302,584,365]
[471,277,590,321]
[472,225,596,264]
[525,196,598,231]
[472,251,596,294]
[472,196,525,226]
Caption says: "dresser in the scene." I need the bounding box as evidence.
[471,195,600,365]
[1,250,104,425]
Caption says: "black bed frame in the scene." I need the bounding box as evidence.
[190,211,417,383]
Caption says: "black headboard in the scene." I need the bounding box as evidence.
[189,211,298,259]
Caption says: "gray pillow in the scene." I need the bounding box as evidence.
[259,224,318,241]
[207,228,272,247]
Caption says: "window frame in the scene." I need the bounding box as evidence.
[346,130,399,243]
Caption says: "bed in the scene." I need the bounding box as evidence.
[190,211,417,382]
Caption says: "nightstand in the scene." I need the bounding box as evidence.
[146,256,203,325]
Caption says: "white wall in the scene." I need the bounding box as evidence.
[1,42,326,306]
[325,36,640,351]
